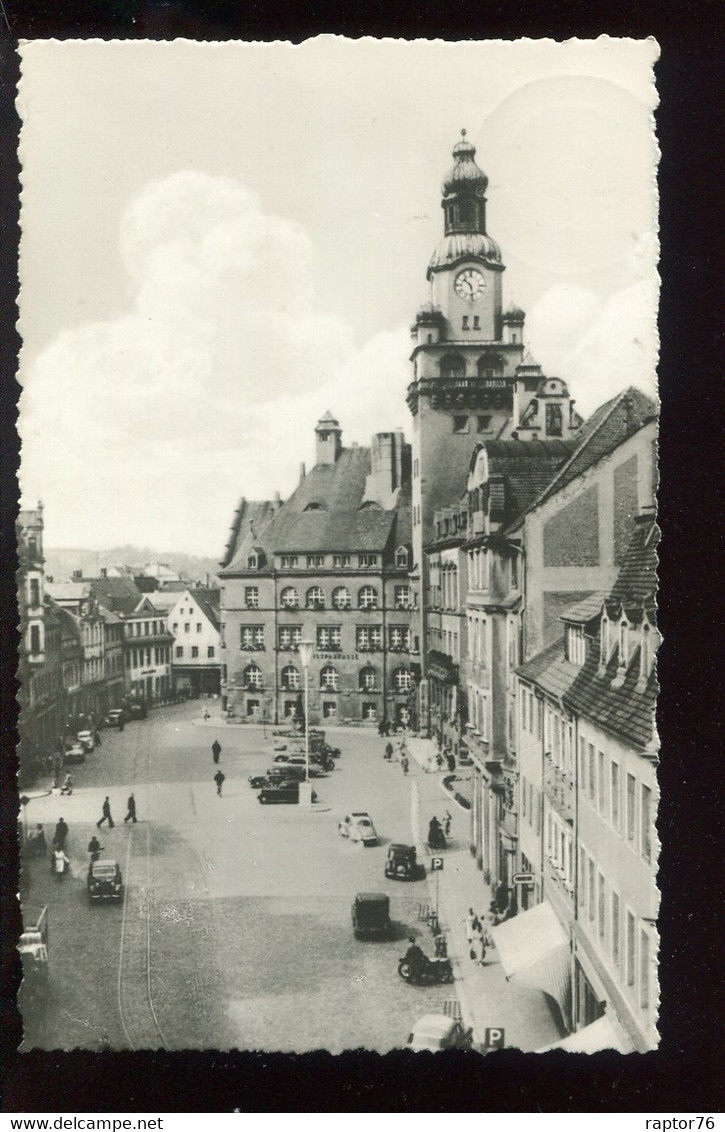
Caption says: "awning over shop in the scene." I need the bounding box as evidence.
[491,901,570,1017]
[537,1013,633,1054]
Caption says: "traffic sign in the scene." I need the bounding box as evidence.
[512,872,535,885]
[485,1027,505,1049]
[430,856,444,871]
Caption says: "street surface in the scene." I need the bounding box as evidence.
[19,704,462,1052]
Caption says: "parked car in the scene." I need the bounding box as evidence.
[258,781,317,805]
[127,701,147,720]
[63,742,86,765]
[266,765,306,783]
[351,892,391,939]
[103,708,126,729]
[406,1014,473,1052]
[87,859,123,901]
[385,843,421,880]
[272,754,307,766]
[339,812,378,846]
[76,730,96,752]
[249,774,271,789]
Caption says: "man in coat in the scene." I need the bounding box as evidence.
[54,817,69,850]
[214,769,225,796]
[123,793,137,823]
[97,796,114,828]
[211,739,222,764]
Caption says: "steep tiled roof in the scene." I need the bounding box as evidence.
[520,517,658,751]
[189,587,221,631]
[222,448,410,570]
[468,440,574,531]
[219,498,281,570]
[560,592,607,625]
[521,387,657,519]
[46,581,90,602]
[88,576,145,616]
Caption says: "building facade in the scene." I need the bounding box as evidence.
[167,588,221,695]
[220,419,415,728]
[515,513,659,1051]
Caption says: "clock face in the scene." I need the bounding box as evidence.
[455,268,487,303]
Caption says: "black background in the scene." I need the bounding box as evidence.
[1,2,723,1114]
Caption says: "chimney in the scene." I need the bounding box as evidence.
[100,567,107,578]
[315,412,342,465]
[300,462,306,480]
[72,569,82,581]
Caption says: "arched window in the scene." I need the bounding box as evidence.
[395,546,409,568]
[306,586,325,610]
[244,663,262,689]
[440,354,466,379]
[280,586,299,609]
[320,665,339,691]
[247,553,258,569]
[359,666,378,692]
[281,665,300,691]
[600,616,610,665]
[332,586,352,610]
[27,537,38,558]
[477,355,503,378]
[358,585,379,610]
[392,667,412,693]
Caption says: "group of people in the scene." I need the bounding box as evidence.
[427,811,452,849]
[383,738,410,775]
[464,907,494,965]
[211,739,225,794]
[96,793,137,828]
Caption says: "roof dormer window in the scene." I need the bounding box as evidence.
[618,618,630,667]
[600,615,610,668]
[247,554,258,569]
[565,624,586,666]
[395,546,409,568]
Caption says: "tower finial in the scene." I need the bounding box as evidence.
[461,128,467,138]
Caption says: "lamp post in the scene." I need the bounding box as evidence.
[297,639,314,807]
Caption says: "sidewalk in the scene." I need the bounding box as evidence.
[406,735,564,1053]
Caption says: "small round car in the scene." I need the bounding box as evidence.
[339,812,378,846]
[406,1014,473,1052]
[87,859,123,901]
[77,730,96,751]
[385,843,421,880]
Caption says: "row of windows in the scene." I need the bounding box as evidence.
[125,646,171,668]
[428,564,459,611]
[579,846,654,1014]
[467,613,488,666]
[175,645,216,660]
[272,549,409,570]
[241,624,413,653]
[579,738,654,863]
[245,585,412,611]
[124,619,167,638]
[172,621,204,634]
[241,663,413,693]
[601,616,657,680]
[428,626,460,661]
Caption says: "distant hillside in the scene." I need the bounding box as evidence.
[44,546,222,586]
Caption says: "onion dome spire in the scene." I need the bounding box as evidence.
[428,130,501,277]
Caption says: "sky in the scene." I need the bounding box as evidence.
[17,37,660,556]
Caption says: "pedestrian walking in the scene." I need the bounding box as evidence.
[203,707,210,721]
[443,809,452,838]
[60,772,74,795]
[212,739,222,764]
[123,793,137,823]
[52,846,70,879]
[97,796,115,829]
[473,916,487,964]
[87,835,104,862]
[54,817,69,850]
[464,908,477,957]
[401,754,409,776]
[214,769,225,796]
[94,728,102,747]
[446,751,456,773]
[384,741,393,761]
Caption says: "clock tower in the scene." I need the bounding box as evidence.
[407,132,527,730]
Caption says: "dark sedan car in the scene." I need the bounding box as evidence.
[87,859,123,901]
[258,781,317,805]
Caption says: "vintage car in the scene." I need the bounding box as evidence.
[248,773,271,789]
[76,730,96,752]
[406,1014,473,1052]
[272,754,307,766]
[339,812,378,846]
[266,765,306,782]
[258,781,317,805]
[127,701,148,720]
[351,892,391,939]
[87,859,123,901]
[385,843,421,880]
[63,742,86,765]
[103,708,126,729]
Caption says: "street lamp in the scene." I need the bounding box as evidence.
[297,639,315,807]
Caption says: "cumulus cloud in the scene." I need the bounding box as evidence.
[525,236,659,416]
[19,171,403,552]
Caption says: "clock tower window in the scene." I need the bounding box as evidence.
[440,354,466,379]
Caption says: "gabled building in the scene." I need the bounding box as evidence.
[88,576,174,704]
[220,417,415,727]
[166,587,221,695]
[514,513,659,1052]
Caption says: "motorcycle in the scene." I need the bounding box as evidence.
[398,953,453,986]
